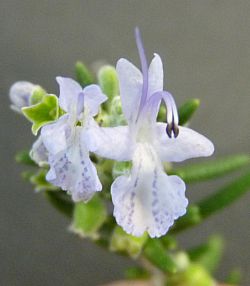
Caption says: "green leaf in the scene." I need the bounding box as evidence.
[198,170,250,218]
[178,98,200,125]
[110,226,147,258]
[170,154,250,183]
[15,150,36,166]
[125,267,150,280]
[144,239,177,273]
[71,195,107,239]
[188,235,224,273]
[98,65,119,99]
[22,94,59,135]
[169,205,202,234]
[45,191,73,218]
[75,61,94,87]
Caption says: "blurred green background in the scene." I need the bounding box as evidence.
[0,1,249,285]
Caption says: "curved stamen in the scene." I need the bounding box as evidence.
[149,91,179,138]
[135,27,149,120]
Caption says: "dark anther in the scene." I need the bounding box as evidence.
[173,124,179,138]
[166,123,173,138]
[166,122,179,138]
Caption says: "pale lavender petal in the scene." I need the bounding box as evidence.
[9,81,39,112]
[41,114,71,155]
[30,135,48,166]
[84,121,134,161]
[148,53,163,98]
[83,85,107,116]
[56,77,83,114]
[111,143,188,238]
[46,127,102,202]
[116,58,142,124]
[154,123,214,162]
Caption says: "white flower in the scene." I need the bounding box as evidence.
[40,77,107,202]
[88,28,214,237]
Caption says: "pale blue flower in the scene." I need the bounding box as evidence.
[9,81,40,113]
[89,28,214,237]
[40,77,107,202]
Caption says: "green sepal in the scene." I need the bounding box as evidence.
[75,61,94,87]
[178,98,200,126]
[29,87,46,105]
[71,195,107,239]
[30,169,58,192]
[198,170,250,218]
[170,205,202,234]
[22,94,59,135]
[15,150,36,166]
[170,154,250,184]
[110,226,147,258]
[112,161,132,179]
[125,266,150,280]
[187,235,224,273]
[168,264,215,286]
[98,65,119,99]
[143,239,178,274]
[45,190,73,218]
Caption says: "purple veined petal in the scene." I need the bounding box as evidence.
[148,53,164,98]
[135,27,149,119]
[83,85,107,117]
[46,127,102,202]
[154,123,214,162]
[116,58,143,124]
[111,143,188,238]
[56,77,83,115]
[84,120,135,161]
[30,135,48,167]
[41,114,72,155]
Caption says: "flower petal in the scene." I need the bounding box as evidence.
[116,58,142,124]
[46,127,102,202]
[154,123,214,162]
[83,85,107,116]
[148,53,163,97]
[9,81,39,112]
[111,143,188,238]
[84,121,134,161]
[30,135,48,166]
[41,114,71,155]
[56,77,83,114]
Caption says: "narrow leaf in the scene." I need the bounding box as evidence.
[144,239,177,274]
[188,235,224,273]
[198,170,250,218]
[75,61,94,87]
[15,150,36,166]
[98,65,119,99]
[170,154,250,183]
[178,98,200,125]
[45,191,73,218]
[125,267,150,280]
